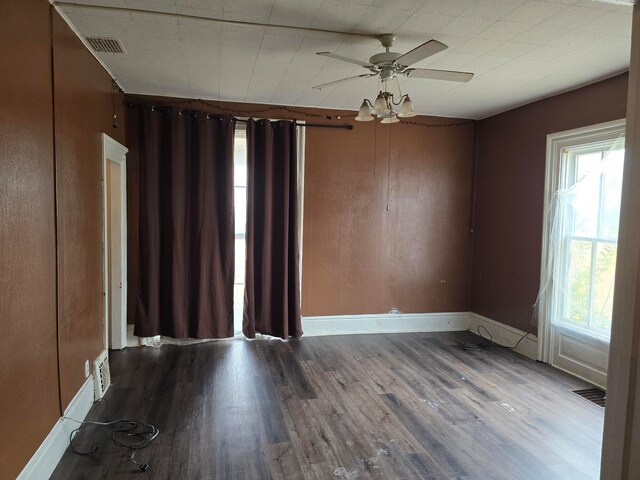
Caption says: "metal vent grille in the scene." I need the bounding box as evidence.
[86,37,125,54]
[573,388,606,407]
[94,351,111,400]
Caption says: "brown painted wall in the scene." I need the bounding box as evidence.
[0,2,126,476]
[0,1,60,478]
[52,12,126,409]
[302,119,475,315]
[471,74,628,333]
[125,97,476,319]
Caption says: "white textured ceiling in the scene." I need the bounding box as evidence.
[57,0,633,119]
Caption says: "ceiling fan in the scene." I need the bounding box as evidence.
[312,34,473,90]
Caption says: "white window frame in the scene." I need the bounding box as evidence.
[538,118,626,363]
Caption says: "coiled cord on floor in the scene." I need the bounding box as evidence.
[63,416,159,472]
[459,325,530,352]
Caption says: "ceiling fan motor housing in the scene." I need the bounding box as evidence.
[369,51,402,66]
[379,68,395,82]
[369,51,403,82]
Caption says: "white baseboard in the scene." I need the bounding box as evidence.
[468,312,539,361]
[17,376,95,480]
[302,312,470,336]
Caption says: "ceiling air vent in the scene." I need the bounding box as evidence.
[86,37,125,54]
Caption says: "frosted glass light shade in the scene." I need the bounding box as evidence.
[397,96,417,118]
[381,115,399,124]
[371,92,386,115]
[355,101,374,121]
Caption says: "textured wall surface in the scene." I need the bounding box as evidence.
[471,74,628,332]
[302,118,475,315]
[0,3,125,477]
[52,11,125,409]
[0,1,59,478]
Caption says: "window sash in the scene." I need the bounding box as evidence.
[554,142,622,340]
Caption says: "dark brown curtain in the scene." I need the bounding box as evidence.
[136,107,235,338]
[244,119,302,339]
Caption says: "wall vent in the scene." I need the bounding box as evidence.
[86,37,125,54]
[573,388,606,407]
[93,351,111,400]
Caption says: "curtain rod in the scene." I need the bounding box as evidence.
[126,103,353,130]
[236,119,353,130]
[52,1,378,39]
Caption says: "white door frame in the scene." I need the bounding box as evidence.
[102,133,128,350]
[538,119,625,386]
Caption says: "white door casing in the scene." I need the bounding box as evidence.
[102,134,128,350]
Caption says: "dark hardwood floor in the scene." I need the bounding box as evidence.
[50,332,604,480]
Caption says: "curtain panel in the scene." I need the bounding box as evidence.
[136,107,235,339]
[244,119,302,339]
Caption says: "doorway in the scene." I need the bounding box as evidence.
[539,119,625,388]
[102,134,128,350]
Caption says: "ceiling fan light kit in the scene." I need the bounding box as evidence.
[313,34,474,124]
[356,91,417,122]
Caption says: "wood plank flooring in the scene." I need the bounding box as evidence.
[50,332,604,479]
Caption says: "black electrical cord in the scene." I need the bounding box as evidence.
[64,417,159,472]
[459,325,530,352]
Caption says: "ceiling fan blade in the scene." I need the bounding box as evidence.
[316,52,372,67]
[312,74,374,90]
[395,40,448,67]
[405,68,474,83]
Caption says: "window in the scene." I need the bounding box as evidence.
[538,119,625,385]
[233,128,247,334]
[230,121,306,336]
[558,142,624,339]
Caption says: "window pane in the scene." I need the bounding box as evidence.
[233,131,247,335]
[235,164,247,187]
[233,283,244,333]
[570,152,602,238]
[565,239,592,326]
[234,137,247,187]
[600,148,624,239]
[592,242,617,333]
[576,151,601,182]
[235,186,246,236]
[234,237,245,284]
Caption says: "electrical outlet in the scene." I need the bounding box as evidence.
[84,360,90,378]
